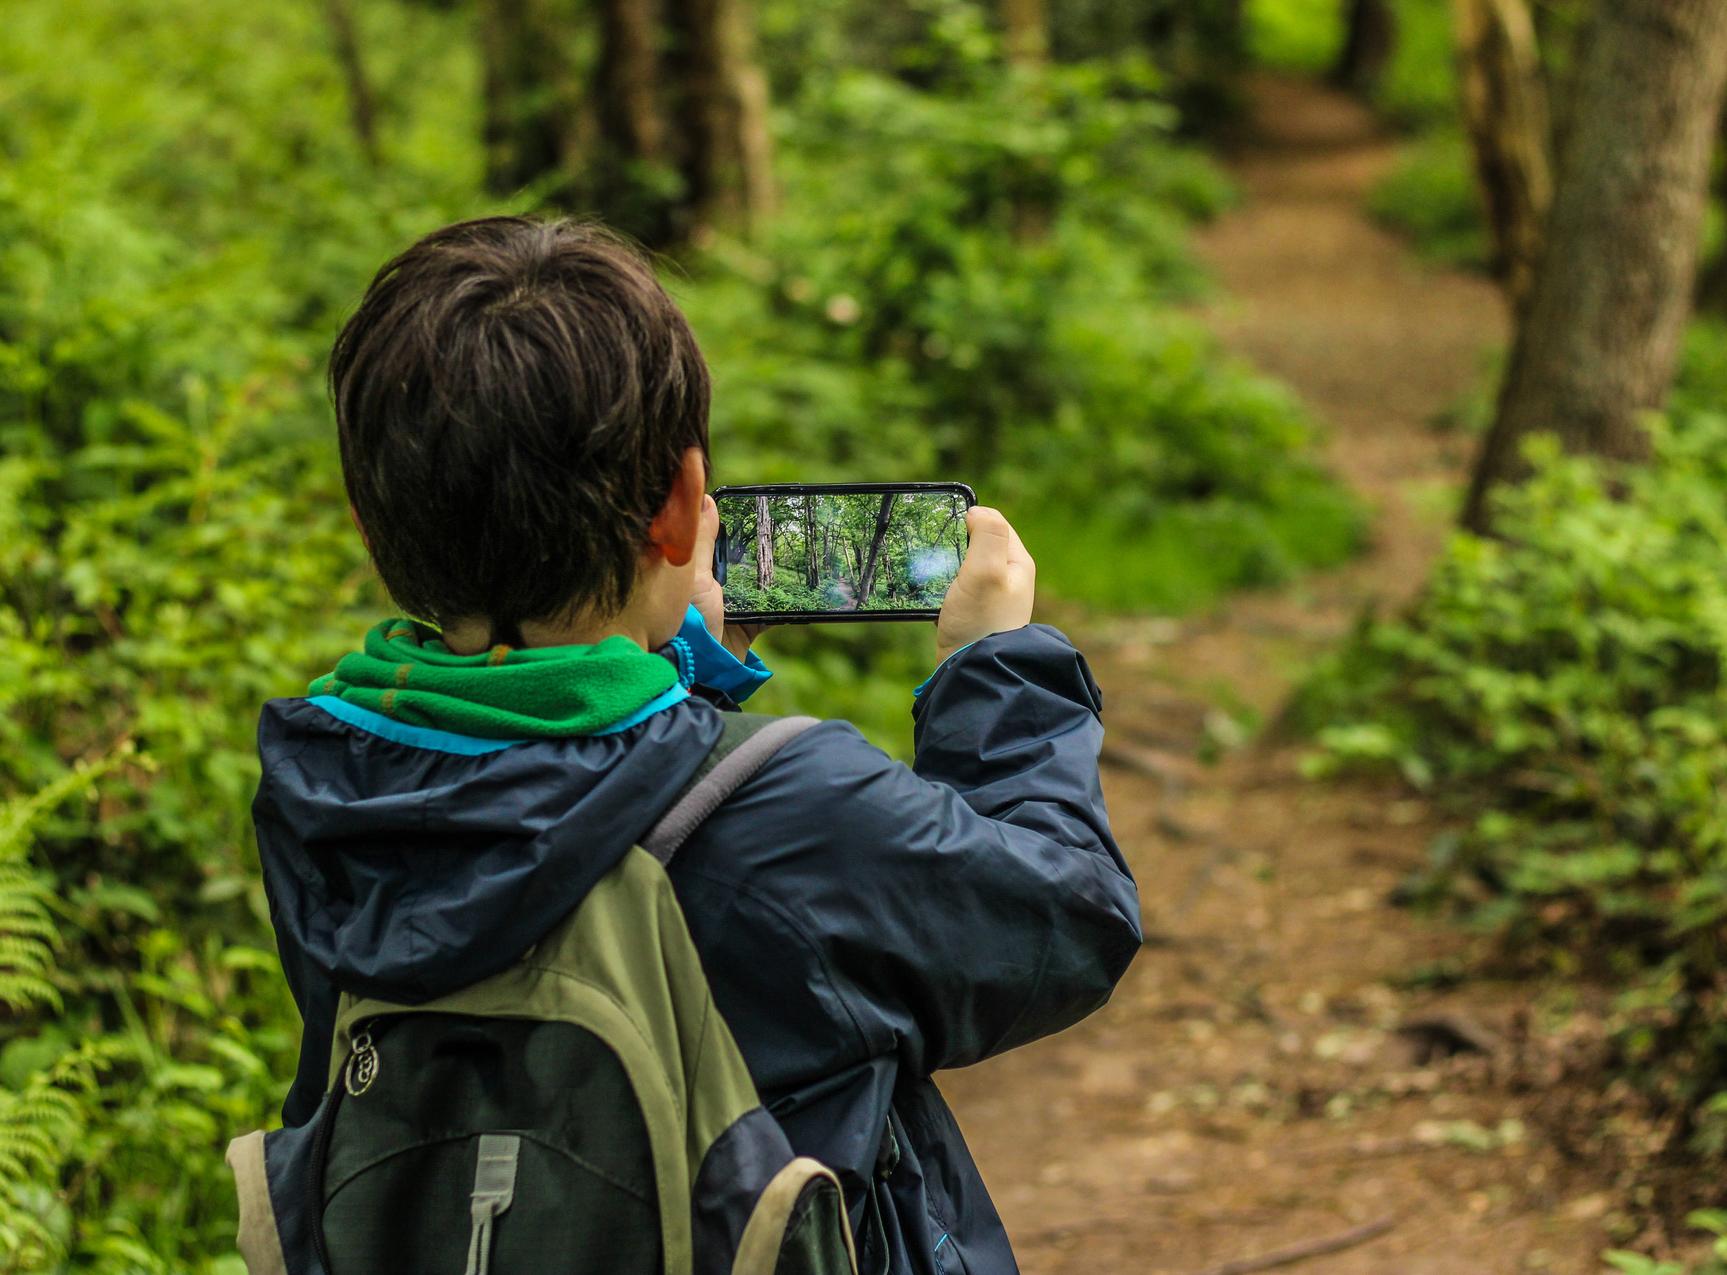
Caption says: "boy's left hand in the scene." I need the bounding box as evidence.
[691,496,766,661]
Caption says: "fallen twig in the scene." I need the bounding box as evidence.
[1187,1215,1396,1275]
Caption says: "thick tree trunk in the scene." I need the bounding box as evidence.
[1334,0,1397,94]
[755,495,774,588]
[855,495,896,604]
[1452,0,1552,309]
[325,0,380,165]
[479,0,579,197]
[1462,0,1727,532]
[588,0,669,241]
[663,0,775,239]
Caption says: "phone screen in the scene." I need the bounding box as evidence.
[714,483,975,621]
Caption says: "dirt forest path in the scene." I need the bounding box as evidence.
[939,75,1615,1274]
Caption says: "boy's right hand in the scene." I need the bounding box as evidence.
[935,507,1035,665]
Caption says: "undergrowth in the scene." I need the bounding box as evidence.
[1297,392,1727,1219]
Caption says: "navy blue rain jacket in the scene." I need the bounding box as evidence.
[253,624,1142,1274]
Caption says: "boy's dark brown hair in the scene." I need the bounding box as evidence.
[330,216,710,641]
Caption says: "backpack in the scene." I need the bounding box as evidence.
[226,712,858,1275]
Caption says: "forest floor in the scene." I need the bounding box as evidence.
[940,74,1620,1274]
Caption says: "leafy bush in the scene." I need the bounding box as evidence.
[1369,129,1491,269]
[1299,402,1727,1175]
[1245,0,1345,73]
[1374,0,1459,128]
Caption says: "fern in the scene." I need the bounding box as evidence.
[0,1058,91,1270]
[0,869,59,1015]
[0,751,128,1015]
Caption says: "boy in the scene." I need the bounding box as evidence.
[253,216,1141,1274]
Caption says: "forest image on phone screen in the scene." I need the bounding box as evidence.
[717,489,969,615]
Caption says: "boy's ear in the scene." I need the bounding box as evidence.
[648,448,707,568]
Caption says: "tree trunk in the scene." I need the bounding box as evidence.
[589,0,664,232]
[1000,0,1054,241]
[1002,0,1048,66]
[325,0,380,165]
[802,496,817,588]
[1533,0,1594,171]
[1452,0,1552,309]
[754,495,774,588]
[855,495,896,604]
[663,0,775,240]
[479,0,580,197]
[1334,0,1397,94]
[1462,0,1727,532]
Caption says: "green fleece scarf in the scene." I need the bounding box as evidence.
[309,619,680,739]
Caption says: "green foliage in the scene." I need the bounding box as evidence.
[0,0,476,1266]
[1246,0,1457,123]
[1374,0,1458,128]
[1369,129,1492,269]
[1606,1209,1727,1274]
[1245,0,1345,73]
[1297,388,1727,1178]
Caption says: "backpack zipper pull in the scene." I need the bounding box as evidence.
[344,1028,381,1097]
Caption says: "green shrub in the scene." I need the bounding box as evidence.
[1369,129,1491,269]
[1375,0,1459,128]
[1245,0,1345,73]
[1299,401,1727,1173]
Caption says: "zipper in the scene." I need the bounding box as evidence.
[310,1017,380,1272]
[308,1076,344,1273]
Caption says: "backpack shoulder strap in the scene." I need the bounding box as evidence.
[642,712,819,865]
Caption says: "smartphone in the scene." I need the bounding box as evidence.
[713,482,976,623]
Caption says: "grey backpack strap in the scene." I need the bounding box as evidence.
[642,713,819,864]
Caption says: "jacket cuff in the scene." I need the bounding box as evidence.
[911,623,1100,725]
[677,604,772,704]
[912,641,978,700]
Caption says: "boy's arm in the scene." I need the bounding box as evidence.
[685,625,1139,1078]
[902,624,1141,1068]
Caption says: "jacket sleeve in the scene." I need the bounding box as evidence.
[271,917,340,1127]
[686,624,1141,1078]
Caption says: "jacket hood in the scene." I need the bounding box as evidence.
[252,695,725,1005]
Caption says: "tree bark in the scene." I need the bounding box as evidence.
[479,0,580,197]
[1000,0,1054,240]
[1452,0,1552,309]
[855,495,896,604]
[755,495,774,589]
[1462,0,1727,532]
[595,0,663,164]
[663,0,775,239]
[586,0,671,242]
[1334,0,1397,94]
[325,0,381,165]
